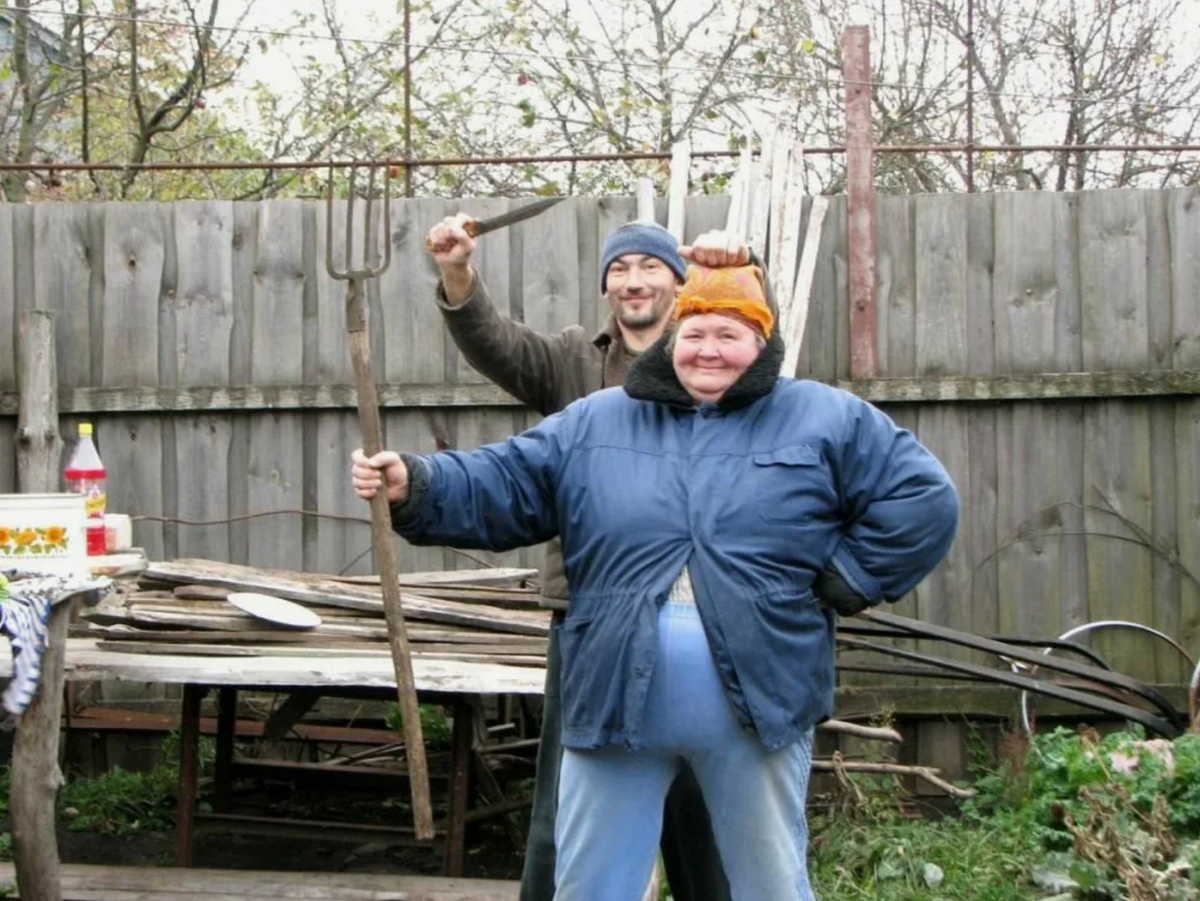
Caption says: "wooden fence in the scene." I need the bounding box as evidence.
[1,189,1198,699]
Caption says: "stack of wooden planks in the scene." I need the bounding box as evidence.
[77,559,550,668]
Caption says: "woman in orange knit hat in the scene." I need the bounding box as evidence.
[353,262,959,900]
[666,263,776,404]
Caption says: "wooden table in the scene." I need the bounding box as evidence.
[0,638,545,877]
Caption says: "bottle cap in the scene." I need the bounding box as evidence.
[79,422,93,437]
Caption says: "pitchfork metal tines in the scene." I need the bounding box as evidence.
[325,162,394,283]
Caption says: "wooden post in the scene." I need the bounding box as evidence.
[443,698,473,877]
[213,688,237,813]
[11,310,66,901]
[842,26,879,379]
[15,311,60,493]
[666,138,691,242]
[175,684,205,866]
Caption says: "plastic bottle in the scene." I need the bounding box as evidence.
[63,422,107,556]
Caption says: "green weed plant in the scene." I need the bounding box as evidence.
[801,726,1199,901]
[57,731,215,836]
[965,727,1200,901]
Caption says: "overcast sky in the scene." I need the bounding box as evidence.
[211,0,1200,162]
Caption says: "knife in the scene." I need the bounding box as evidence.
[424,197,563,250]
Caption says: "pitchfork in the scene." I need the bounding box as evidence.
[325,163,434,839]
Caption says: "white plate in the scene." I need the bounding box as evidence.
[226,592,322,629]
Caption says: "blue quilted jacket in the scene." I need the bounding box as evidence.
[394,337,958,751]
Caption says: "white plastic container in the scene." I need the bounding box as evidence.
[0,493,88,578]
[104,513,133,552]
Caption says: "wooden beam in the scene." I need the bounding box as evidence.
[843,25,878,379]
[837,368,1200,403]
[4,368,1197,418]
[261,689,323,743]
[0,382,521,415]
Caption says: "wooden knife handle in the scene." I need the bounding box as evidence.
[423,218,481,252]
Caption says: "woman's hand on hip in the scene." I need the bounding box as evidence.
[351,449,409,504]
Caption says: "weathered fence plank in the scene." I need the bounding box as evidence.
[522,198,583,339]
[171,203,235,561]
[226,202,257,566]
[993,193,1070,646]
[100,204,168,560]
[872,196,912,380]
[1144,188,1182,682]
[913,195,972,668]
[382,198,453,385]
[573,197,601,336]
[1176,399,1200,661]
[1169,189,1200,668]
[33,205,92,390]
[246,202,306,571]
[1080,190,1151,371]
[828,196,853,382]
[0,204,15,491]
[1168,189,1200,367]
[0,204,15,390]
[963,194,1000,643]
[1083,401,1156,681]
[314,410,373,577]
[1148,399,1183,683]
[1079,192,1156,679]
[444,197,510,385]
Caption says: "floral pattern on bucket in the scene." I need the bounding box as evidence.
[0,525,71,557]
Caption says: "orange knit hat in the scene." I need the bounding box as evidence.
[673,264,775,339]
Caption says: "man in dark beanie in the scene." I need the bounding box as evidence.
[426,213,752,901]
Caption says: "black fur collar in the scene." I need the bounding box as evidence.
[624,328,786,411]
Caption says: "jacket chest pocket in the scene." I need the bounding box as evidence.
[751,445,833,523]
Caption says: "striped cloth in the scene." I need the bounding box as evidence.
[0,590,52,726]
[0,570,112,728]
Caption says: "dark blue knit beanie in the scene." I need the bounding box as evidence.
[600,222,688,293]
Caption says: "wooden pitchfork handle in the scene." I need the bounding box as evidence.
[327,164,435,840]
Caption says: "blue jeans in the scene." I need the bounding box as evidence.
[521,610,730,901]
[553,601,816,901]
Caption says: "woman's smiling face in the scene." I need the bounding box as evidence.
[671,313,763,404]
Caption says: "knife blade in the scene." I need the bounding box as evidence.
[424,197,563,250]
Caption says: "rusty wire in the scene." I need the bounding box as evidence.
[1,142,1199,175]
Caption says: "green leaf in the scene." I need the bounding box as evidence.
[801,38,815,54]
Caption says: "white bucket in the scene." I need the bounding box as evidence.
[0,493,88,579]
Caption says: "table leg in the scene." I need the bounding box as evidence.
[213,688,237,813]
[443,699,473,876]
[175,684,204,867]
